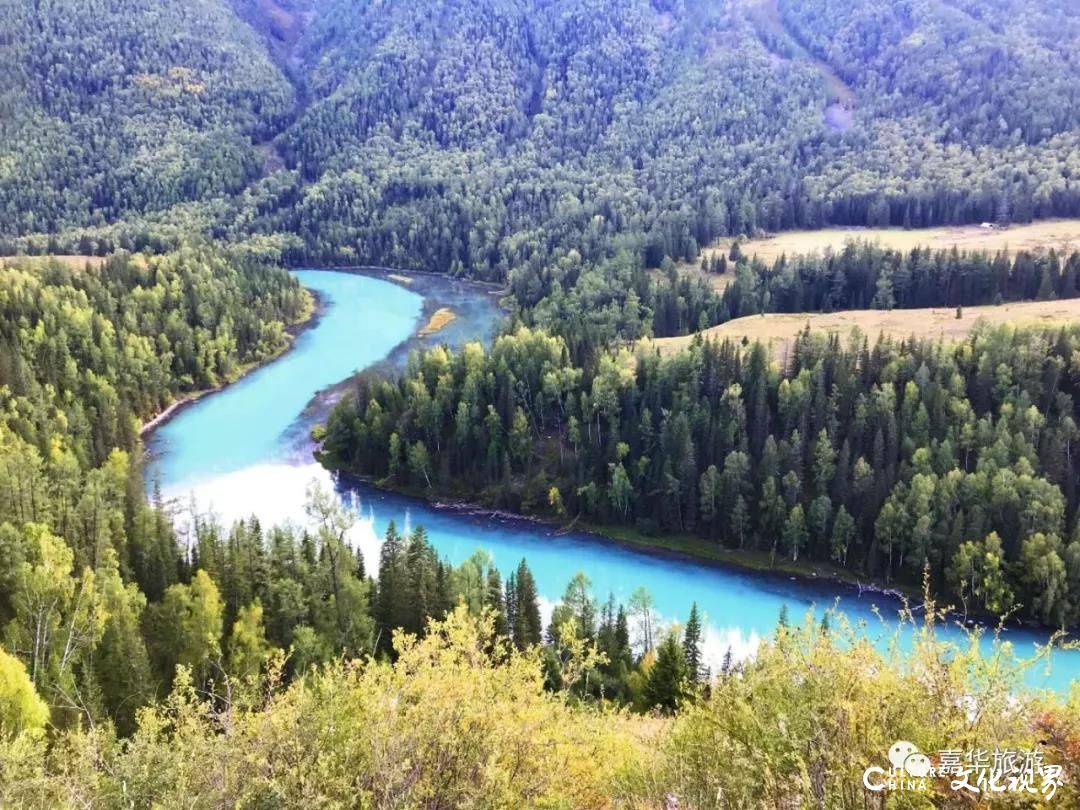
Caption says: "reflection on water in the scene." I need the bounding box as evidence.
[149,271,1079,692]
[146,271,424,488]
[164,461,1077,689]
[162,461,763,671]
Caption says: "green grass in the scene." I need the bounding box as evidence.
[309,458,925,603]
[579,521,924,601]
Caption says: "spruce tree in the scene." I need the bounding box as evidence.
[486,567,509,638]
[596,595,618,661]
[406,527,437,634]
[504,572,518,639]
[683,602,703,682]
[434,561,453,619]
[512,559,542,648]
[375,521,408,651]
[644,632,690,712]
[354,547,365,580]
[777,604,790,632]
[614,606,631,665]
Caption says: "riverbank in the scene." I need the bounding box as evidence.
[580,522,924,603]
[325,467,935,614]
[277,268,505,439]
[332,267,506,373]
[140,286,320,436]
[325,463,1071,638]
[304,263,508,296]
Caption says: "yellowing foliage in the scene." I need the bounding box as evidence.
[0,608,647,808]
[619,608,1080,808]
[3,606,1078,809]
[0,647,48,738]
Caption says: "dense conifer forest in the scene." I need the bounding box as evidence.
[5,0,1080,277]
[4,0,1080,804]
[323,315,1080,629]
[530,242,1080,358]
[2,244,1075,804]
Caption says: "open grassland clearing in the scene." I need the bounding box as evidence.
[706,219,1080,265]
[642,297,1080,360]
[1,255,106,271]
[661,262,736,294]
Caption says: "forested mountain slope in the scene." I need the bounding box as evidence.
[0,0,294,235]
[6,5,1080,799]
[779,0,1080,224]
[780,0,1080,146]
[5,0,1079,281]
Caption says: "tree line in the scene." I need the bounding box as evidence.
[4,596,1078,807]
[707,243,1080,326]
[7,0,1080,346]
[0,248,309,468]
[510,243,1080,365]
[1,469,708,739]
[323,318,1080,629]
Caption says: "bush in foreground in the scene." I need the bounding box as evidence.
[2,605,1078,808]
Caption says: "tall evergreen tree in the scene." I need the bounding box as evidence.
[683,603,703,683]
[644,632,690,712]
[485,567,509,639]
[375,521,409,652]
[512,559,542,649]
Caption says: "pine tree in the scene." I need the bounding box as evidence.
[512,559,542,648]
[434,561,453,619]
[375,521,408,651]
[614,605,631,664]
[644,631,690,712]
[504,572,518,638]
[683,603,703,682]
[486,567,508,638]
[94,557,153,736]
[405,526,437,634]
[777,604,790,631]
[354,546,366,580]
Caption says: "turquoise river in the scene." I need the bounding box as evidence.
[146,269,1080,691]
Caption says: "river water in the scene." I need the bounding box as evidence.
[146,269,1079,691]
